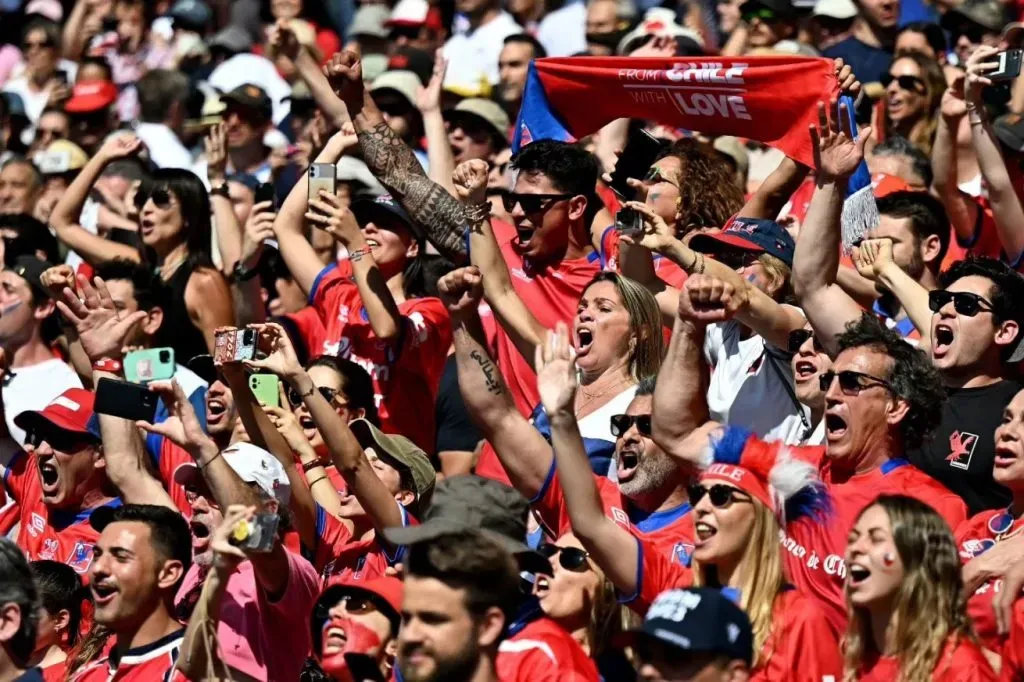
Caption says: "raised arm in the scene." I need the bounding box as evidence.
[965,47,1024,264]
[792,100,871,355]
[418,54,458,196]
[931,85,978,244]
[205,124,243,275]
[49,136,143,266]
[326,51,470,262]
[537,324,642,594]
[851,238,933,350]
[441,267,553,498]
[273,21,349,129]
[231,203,277,326]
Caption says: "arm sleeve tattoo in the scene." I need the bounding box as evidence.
[357,121,469,260]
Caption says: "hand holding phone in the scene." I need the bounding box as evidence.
[214,328,259,365]
[125,348,175,383]
[615,207,643,237]
[990,49,1024,81]
[307,163,337,204]
[94,378,159,423]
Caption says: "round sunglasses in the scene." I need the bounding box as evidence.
[538,544,590,572]
[688,483,752,509]
[610,414,652,438]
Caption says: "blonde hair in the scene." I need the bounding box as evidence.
[586,561,628,658]
[585,272,664,382]
[756,253,792,303]
[693,499,784,667]
[843,495,974,682]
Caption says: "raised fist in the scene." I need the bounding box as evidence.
[323,50,364,113]
[452,159,489,204]
[438,266,484,315]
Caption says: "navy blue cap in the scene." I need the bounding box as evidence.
[689,216,796,267]
[351,194,423,240]
[226,172,261,193]
[615,588,754,665]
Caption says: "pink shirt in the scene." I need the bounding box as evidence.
[174,550,320,681]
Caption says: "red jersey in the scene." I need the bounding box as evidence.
[1001,600,1024,681]
[2,450,121,576]
[955,509,1024,652]
[41,660,68,682]
[627,537,841,681]
[942,197,1008,272]
[284,305,326,358]
[311,502,417,583]
[310,264,451,453]
[497,616,600,682]
[855,636,996,681]
[533,460,694,569]
[69,629,184,682]
[784,450,967,634]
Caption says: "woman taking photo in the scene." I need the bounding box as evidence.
[49,134,234,361]
[533,326,840,682]
[844,495,996,681]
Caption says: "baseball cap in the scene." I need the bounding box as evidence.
[387,0,430,26]
[335,157,387,197]
[371,70,420,109]
[739,0,798,17]
[941,0,1009,34]
[446,98,510,145]
[220,83,273,121]
[35,140,88,175]
[14,388,99,442]
[168,0,212,30]
[24,0,62,21]
[311,576,403,653]
[9,255,54,300]
[351,195,422,240]
[350,419,435,511]
[812,0,857,19]
[689,216,796,267]
[186,354,217,383]
[174,442,290,506]
[993,112,1024,153]
[350,4,390,39]
[616,588,754,665]
[382,475,551,574]
[208,25,253,54]
[387,46,434,85]
[64,80,118,114]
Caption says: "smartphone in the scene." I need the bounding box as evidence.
[53,70,68,86]
[230,513,280,553]
[990,49,1024,81]
[615,206,643,237]
[248,373,280,407]
[94,378,159,423]
[124,348,175,384]
[214,328,258,365]
[608,128,667,201]
[254,182,276,209]
[308,163,337,203]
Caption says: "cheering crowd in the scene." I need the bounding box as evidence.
[0,0,1024,680]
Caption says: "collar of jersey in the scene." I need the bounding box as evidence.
[630,501,692,533]
[49,497,122,531]
[879,458,909,475]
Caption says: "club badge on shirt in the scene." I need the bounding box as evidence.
[67,541,94,574]
[947,430,979,471]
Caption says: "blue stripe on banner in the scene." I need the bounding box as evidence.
[842,94,872,197]
[511,61,574,153]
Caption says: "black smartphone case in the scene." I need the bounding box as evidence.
[94,378,159,423]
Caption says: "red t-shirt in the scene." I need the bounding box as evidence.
[311,502,417,583]
[310,264,451,453]
[955,509,1023,653]
[1001,599,1024,681]
[855,636,996,681]
[284,305,327,359]
[942,196,1013,272]
[69,629,185,681]
[2,450,121,577]
[783,448,967,634]
[496,617,600,682]
[42,660,68,682]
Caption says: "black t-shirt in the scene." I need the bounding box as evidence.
[434,354,483,456]
[908,379,1022,515]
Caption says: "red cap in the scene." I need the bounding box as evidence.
[311,576,403,651]
[14,388,97,438]
[872,173,914,198]
[64,80,118,114]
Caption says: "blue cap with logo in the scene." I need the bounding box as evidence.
[351,194,423,241]
[615,587,754,665]
[689,216,796,267]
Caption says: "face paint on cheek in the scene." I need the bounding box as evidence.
[746,274,758,283]
[0,300,22,317]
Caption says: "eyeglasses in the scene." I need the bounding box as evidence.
[787,329,823,353]
[818,369,893,395]
[928,290,995,317]
[742,7,778,22]
[688,483,753,509]
[37,127,66,139]
[134,187,173,211]
[610,413,652,438]
[881,73,927,93]
[23,39,53,50]
[643,166,679,188]
[287,385,340,408]
[538,544,590,572]
[25,429,96,453]
[501,192,573,214]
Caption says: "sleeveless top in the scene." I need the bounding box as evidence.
[156,260,211,365]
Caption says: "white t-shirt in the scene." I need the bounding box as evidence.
[3,358,84,446]
[442,12,522,93]
[537,1,587,57]
[704,318,809,445]
[134,122,193,170]
[583,384,638,482]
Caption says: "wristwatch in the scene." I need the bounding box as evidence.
[210,183,230,198]
[230,260,259,284]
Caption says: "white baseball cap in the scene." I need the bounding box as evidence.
[174,442,290,506]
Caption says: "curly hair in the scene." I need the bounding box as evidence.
[843,495,973,682]
[835,314,945,449]
[655,138,744,234]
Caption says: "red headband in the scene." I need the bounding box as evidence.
[700,463,774,512]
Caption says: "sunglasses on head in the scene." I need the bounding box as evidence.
[287,385,340,408]
[610,413,652,438]
[881,73,926,93]
[501,192,573,214]
[818,369,893,395]
[134,187,173,211]
[538,544,590,572]
[928,289,995,317]
[787,329,823,353]
[742,7,778,22]
[25,428,96,453]
[688,483,752,509]
[643,166,679,188]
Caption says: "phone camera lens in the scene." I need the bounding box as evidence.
[243,329,255,344]
[159,351,169,363]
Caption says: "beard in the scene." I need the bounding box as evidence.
[398,635,480,682]
[618,448,677,499]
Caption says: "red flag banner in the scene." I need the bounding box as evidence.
[520,56,839,168]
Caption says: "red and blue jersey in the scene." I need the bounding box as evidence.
[70,629,184,682]
[310,502,418,584]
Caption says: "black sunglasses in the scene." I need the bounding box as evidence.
[314,593,379,622]
[818,369,893,395]
[287,385,340,408]
[688,483,752,509]
[134,187,173,211]
[881,73,926,93]
[610,413,652,438]
[787,329,823,354]
[25,429,97,453]
[713,249,760,270]
[538,544,590,572]
[928,290,995,318]
[501,192,572,214]
[23,39,53,50]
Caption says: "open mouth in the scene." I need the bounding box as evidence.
[206,398,227,422]
[932,323,955,356]
[575,327,594,355]
[695,521,717,543]
[794,360,817,381]
[534,575,551,598]
[322,620,349,655]
[91,582,118,606]
[140,218,155,235]
[994,444,1020,468]
[515,225,535,246]
[848,563,871,586]
[617,449,640,481]
[38,461,59,493]
[299,415,316,433]
[365,239,380,249]
[825,412,848,439]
